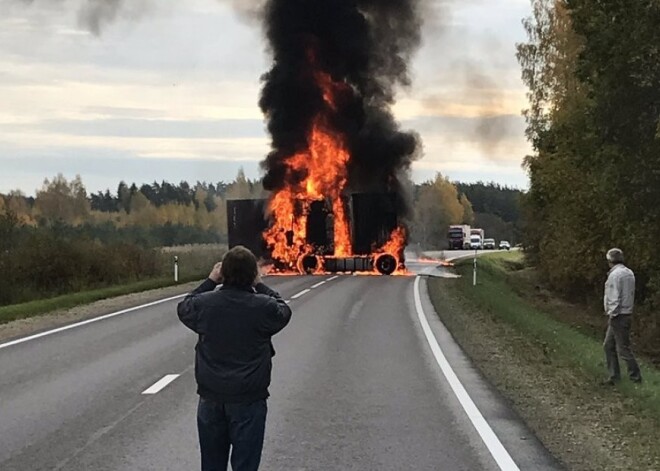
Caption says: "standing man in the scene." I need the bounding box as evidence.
[178,246,292,471]
[602,248,642,385]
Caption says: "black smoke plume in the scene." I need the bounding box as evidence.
[259,0,423,217]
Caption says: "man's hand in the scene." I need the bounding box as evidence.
[209,262,223,284]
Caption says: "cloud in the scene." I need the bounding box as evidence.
[0,153,264,194]
[0,0,533,194]
[28,118,266,139]
[2,0,151,35]
[77,0,151,36]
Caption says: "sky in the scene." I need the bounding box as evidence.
[0,0,533,195]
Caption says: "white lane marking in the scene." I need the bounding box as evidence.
[413,277,520,471]
[142,374,180,395]
[311,281,326,289]
[290,289,311,300]
[0,294,187,351]
[327,275,340,281]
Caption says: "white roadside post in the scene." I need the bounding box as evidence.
[473,249,477,286]
[174,256,179,283]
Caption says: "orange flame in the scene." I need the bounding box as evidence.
[376,226,408,275]
[263,49,405,272]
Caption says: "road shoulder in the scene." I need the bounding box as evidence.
[426,257,660,471]
[0,281,200,345]
[416,275,562,470]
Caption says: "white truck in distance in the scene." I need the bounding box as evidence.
[470,228,485,250]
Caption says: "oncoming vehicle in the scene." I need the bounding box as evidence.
[483,238,496,250]
[499,240,511,250]
[469,234,483,250]
[447,225,471,250]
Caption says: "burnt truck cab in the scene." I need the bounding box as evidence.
[227,193,405,275]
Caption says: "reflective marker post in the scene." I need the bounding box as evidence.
[174,256,179,283]
[473,249,477,286]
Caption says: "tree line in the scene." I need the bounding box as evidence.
[0,171,264,307]
[0,171,519,306]
[1,170,264,246]
[517,0,660,349]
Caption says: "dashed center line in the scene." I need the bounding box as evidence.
[291,289,311,300]
[142,374,180,395]
[286,274,338,303]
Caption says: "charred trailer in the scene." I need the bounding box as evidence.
[227,199,269,259]
[351,193,403,274]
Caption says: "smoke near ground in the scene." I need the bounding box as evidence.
[258,0,424,216]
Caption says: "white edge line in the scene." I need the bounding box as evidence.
[413,276,520,471]
[142,374,180,395]
[311,281,326,289]
[327,275,340,281]
[290,289,311,300]
[0,294,187,351]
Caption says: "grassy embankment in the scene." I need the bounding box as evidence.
[0,244,225,325]
[427,252,660,470]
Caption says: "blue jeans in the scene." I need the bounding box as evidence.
[197,397,267,471]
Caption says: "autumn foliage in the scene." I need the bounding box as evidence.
[517,0,660,352]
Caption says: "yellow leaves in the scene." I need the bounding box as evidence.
[34,174,90,225]
[413,174,466,248]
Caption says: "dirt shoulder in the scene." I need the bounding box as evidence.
[427,258,660,471]
[0,281,200,344]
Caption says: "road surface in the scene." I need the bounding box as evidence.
[0,257,560,470]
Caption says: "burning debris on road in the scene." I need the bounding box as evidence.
[229,0,423,275]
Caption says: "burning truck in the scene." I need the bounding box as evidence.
[228,193,405,275]
[228,0,423,275]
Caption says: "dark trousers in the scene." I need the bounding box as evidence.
[603,315,641,382]
[197,397,267,471]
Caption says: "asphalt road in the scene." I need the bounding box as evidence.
[0,258,561,470]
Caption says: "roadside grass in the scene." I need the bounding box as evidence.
[0,244,225,325]
[0,274,203,325]
[157,243,226,279]
[464,252,660,415]
[427,251,660,470]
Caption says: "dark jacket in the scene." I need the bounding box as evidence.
[177,278,292,403]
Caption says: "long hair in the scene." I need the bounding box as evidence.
[221,246,258,288]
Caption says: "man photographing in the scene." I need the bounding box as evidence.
[178,246,292,471]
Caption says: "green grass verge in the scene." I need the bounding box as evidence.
[0,274,204,325]
[447,251,660,418]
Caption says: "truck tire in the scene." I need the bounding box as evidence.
[375,254,397,275]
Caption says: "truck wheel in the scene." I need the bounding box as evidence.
[375,254,397,275]
[297,255,320,274]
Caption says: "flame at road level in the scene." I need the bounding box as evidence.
[377,227,408,275]
[263,51,405,271]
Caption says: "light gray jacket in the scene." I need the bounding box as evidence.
[604,264,635,317]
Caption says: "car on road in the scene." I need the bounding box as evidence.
[469,234,483,250]
[483,238,496,250]
[499,240,511,250]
